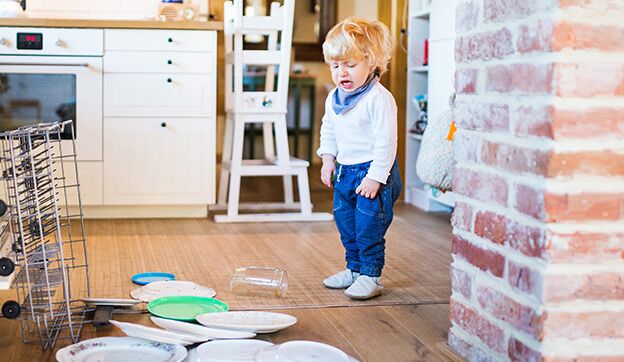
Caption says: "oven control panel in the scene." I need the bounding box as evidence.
[0,28,103,56]
[17,33,43,50]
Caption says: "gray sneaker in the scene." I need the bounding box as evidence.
[344,275,383,300]
[323,269,360,289]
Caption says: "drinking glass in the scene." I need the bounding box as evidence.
[230,266,288,297]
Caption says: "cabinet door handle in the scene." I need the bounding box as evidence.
[161,122,167,128]
[167,59,172,65]
[167,78,172,83]
[168,37,173,43]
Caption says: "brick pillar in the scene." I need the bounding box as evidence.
[449,0,624,360]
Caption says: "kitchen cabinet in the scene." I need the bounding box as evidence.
[103,118,212,204]
[102,29,216,208]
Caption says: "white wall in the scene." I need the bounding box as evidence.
[25,0,209,20]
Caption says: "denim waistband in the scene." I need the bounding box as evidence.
[336,160,373,171]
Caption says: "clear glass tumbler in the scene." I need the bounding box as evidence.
[230,266,288,297]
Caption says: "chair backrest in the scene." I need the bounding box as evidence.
[224,0,295,114]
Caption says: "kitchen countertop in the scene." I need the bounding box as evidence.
[0,17,223,30]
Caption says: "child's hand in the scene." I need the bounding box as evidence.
[356,177,381,199]
[320,155,336,188]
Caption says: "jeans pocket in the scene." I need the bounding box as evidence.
[356,190,385,219]
[333,189,344,212]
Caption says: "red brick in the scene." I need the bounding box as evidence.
[515,184,545,220]
[484,0,556,22]
[545,193,621,222]
[514,105,554,139]
[453,132,479,163]
[552,106,624,139]
[456,28,514,63]
[474,211,507,245]
[452,167,509,207]
[517,19,554,53]
[451,202,473,231]
[450,298,506,353]
[477,285,544,339]
[545,272,624,302]
[556,63,624,97]
[487,63,555,94]
[506,221,549,258]
[452,235,505,278]
[545,310,624,339]
[549,232,624,263]
[448,328,473,361]
[509,337,542,362]
[560,0,624,9]
[481,141,551,176]
[474,210,549,258]
[455,102,510,132]
[548,151,624,177]
[451,265,473,299]
[455,68,478,94]
[473,347,501,362]
[456,0,479,33]
[545,356,624,362]
[508,260,544,300]
[554,22,624,51]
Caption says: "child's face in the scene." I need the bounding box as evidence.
[329,59,374,93]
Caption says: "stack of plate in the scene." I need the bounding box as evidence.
[131,280,216,302]
[188,340,274,362]
[110,320,206,346]
[196,311,297,333]
[151,317,257,339]
[56,337,187,362]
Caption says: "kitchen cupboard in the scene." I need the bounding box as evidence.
[102,29,216,209]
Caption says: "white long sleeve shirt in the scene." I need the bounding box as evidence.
[316,83,398,184]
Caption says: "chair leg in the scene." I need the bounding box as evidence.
[272,114,294,204]
[262,121,275,161]
[227,118,245,217]
[218,116,234,206]
[297,169,312,214]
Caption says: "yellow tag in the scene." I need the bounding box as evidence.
[446,121,457,141]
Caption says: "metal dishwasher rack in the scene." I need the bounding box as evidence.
[0,120,92,350]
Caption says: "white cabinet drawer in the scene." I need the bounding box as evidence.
[104,73,215,117]
[104,51,214,74]
[58,161,103,206]
[104,29,216,52]
[103,117,215,205]
[0,28,103,56]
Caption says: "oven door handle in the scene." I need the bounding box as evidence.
[0,62,90,67]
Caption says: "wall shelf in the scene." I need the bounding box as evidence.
[405,0,458,212]
[410,10,431,19]
[409,65,429,72]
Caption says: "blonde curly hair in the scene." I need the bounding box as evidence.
[322,17,395,75]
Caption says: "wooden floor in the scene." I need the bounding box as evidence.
[0,170,458,361]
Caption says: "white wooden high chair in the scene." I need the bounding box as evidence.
[215,0,332,223]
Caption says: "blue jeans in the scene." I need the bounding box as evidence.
[333,160,402,277]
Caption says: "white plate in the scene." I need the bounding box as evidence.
[196,339,273,362]
[130,280,216,302]
[151,316,257,340]
[110,320,207,346]
[196,311,297,333]
[81,298,141,307]
[56,336,187,362]
[184,347,198,362]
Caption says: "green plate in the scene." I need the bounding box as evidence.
[147,296,229,322]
